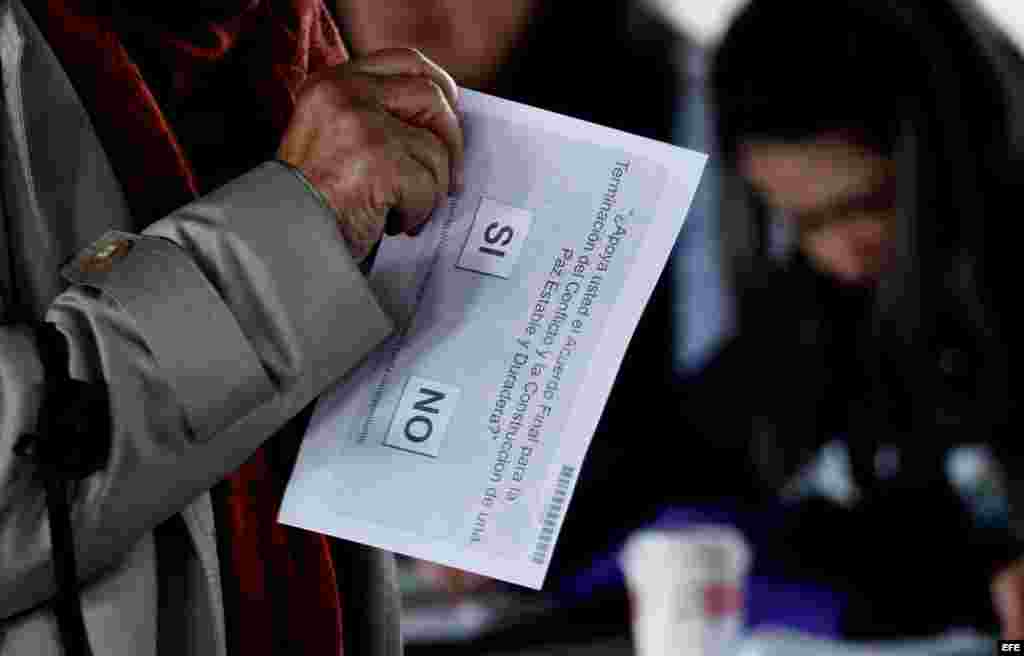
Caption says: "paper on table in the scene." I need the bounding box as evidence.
[279,89,707,589]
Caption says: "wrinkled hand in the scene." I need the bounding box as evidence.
[994,557,1024,639]
[278,48,464,262]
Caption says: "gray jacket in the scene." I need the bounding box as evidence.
[0,1,401,654]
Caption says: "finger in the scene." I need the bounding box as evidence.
[403,122,451,207]
[358,73,464,193]
[348,47,459,108]
[386,151,442,235]
[337,207,386,262]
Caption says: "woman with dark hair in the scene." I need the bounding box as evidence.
[677,0,1024,639]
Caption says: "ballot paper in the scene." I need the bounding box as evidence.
[279,89,707,589]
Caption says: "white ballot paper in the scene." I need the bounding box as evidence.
[280,89,707,589]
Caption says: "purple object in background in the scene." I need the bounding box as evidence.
[552,505,847,637]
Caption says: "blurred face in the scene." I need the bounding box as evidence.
[740,134,898,285]
[335,0,539,91]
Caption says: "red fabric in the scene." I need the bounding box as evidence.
[30,2,348,654]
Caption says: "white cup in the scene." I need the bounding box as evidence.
[620,526,751,656]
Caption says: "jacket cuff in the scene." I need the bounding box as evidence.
[144,160,394,410]
[61,231,275,442]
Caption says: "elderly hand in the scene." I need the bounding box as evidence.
[994,557,1024,639]
[278,48,464,262]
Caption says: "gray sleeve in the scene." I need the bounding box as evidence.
[0,161,393,619]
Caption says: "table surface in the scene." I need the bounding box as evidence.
[486,638,634,656]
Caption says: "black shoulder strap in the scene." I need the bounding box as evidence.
[12,321,110,656]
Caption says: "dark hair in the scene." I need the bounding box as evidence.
[711,0,1022,451]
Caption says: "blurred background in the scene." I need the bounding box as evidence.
[332,0,1024,653]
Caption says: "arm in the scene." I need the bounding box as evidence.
[0,161,392,619]
[673,255,846,502]
[1,47,463,620]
